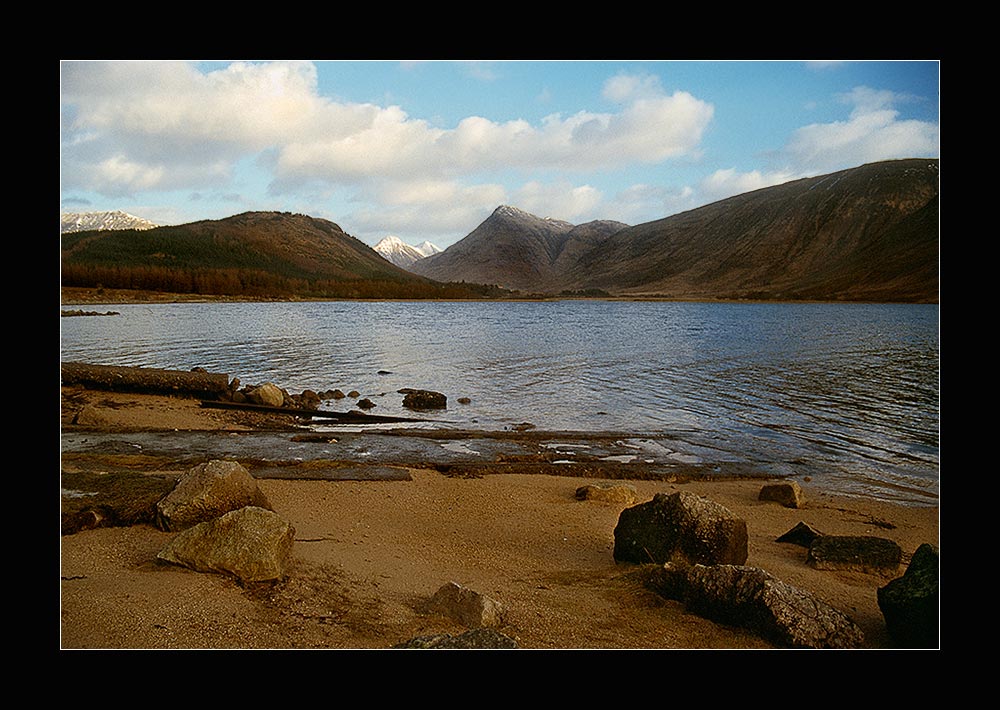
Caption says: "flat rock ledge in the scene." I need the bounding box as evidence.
[807,535,903,576]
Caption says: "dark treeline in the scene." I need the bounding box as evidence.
[61,263,508,300]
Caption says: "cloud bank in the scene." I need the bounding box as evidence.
[61,61,938,243]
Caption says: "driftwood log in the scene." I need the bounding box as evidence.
[200,400,436,424]
[61,362,231,398]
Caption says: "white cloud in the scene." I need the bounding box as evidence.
[512,181,604,221]
[61,62,715,199]
[784,85,939,172]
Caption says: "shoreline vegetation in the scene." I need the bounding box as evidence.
[61,286,937,307]
[59,363,940,650]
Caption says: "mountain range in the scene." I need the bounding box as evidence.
[60,158,939,303]
[373,235,442,269]
[415,159,939,302]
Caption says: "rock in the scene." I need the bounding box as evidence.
[348,390,360,398]
[575,483,638,505]
[807,535,902,575]
[294,389,322,410]
[393,628,519,649]
[155,460,272,532]
[457,397,472,405]
[877,543,939,648]
[759,481,805,508]
[426,581,506,628]
[776,521,823,547]
[613,491,748,566]
[330,389,346,399]
[683,564,865,649]
[248,382,285,407]
[402,389,447,410]
[357,398,376,410]
[157,506,295,583]
[73,403,114,427]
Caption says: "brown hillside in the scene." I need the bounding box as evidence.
[561,159,939,302]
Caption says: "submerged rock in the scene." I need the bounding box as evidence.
[401,389,447,410]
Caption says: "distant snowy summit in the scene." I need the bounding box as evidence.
[374,235,442,270]
[61,210,158,234]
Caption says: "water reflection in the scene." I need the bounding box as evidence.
[60,300,939,504]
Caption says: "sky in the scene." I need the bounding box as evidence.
[59,60,940,250]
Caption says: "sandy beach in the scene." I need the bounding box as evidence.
[59,385,939,650]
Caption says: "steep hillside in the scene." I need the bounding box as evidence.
[559,159,939,302]
[412,205,616,291]
[61,211,495,299]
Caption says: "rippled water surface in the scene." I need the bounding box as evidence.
[61,300,939,505]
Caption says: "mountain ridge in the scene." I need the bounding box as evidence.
[412,205,627,291]
[415,159,938,302]
[59,159,939,303]
[60,210,501,300]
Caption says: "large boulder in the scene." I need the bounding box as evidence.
[682,564,865,649]
[613,492,748,566]
[248,382,285,407]
[877,543,939,648]
[155,460,272,532]
[157,506,295,583]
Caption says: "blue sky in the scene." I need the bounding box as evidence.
[60,60,940,249]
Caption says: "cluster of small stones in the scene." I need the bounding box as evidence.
[227,379,453,413]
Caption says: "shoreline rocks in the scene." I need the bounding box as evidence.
[613,491,748,566]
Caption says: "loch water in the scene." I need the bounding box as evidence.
[60,300,940,506]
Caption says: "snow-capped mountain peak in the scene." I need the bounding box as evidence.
[374,235,442,270]
[61,210,158,234]
[416,240,442,257]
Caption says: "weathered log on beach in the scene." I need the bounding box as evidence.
[61,362,231,398]
[200,399,437,424]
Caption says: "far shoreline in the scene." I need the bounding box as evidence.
[60,287,939,307]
